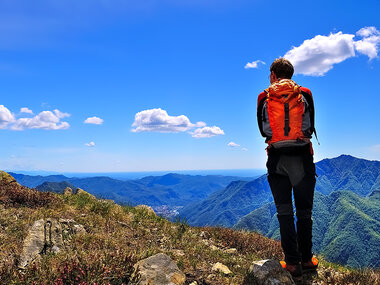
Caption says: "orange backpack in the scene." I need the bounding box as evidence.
[259,79,315,145]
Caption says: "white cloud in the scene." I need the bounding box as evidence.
[85,141,95,147]
[131,108,224,139]
[195,121,207,127]
[283,27,380,76]
[354,27,380,60]
[356,27,379,38]
[191,126,225,138]
[284,32,355,76]
[84,116,104,125]
[244,60,265,69]
[11,109,70,130]
[0,105,15,129]
[131,108,203,133]
[228,142,240,147]
[20,107,33,114]
[228,141,248,150]
[54,109,70,119]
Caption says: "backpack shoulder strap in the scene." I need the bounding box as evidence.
[257,90,268,138]
[300,88,319,144]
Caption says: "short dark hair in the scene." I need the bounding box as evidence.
[270,58,294,79]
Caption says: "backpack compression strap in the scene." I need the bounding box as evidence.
[284,103,290,136]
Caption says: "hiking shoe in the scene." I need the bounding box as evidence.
[280,261,302,278]
[302,257,318,272]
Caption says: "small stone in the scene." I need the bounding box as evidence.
[212,262,233,275]
[118,221,129,227]
[172,249,185,257]
[249,259,294,285]
[63,187,73,195]
[73,224,86,234]
[210,245,219,251]
[189,282,198,285]
[129,253,185,285]
[200,231,210,239]
[207,274,216,280]
[224,248,237,254]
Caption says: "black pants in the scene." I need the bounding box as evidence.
[266,144,316,265]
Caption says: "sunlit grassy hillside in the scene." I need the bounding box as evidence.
[1,171,379,285]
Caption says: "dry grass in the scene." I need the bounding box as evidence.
[204,227,283,260]
[1,174,380,284]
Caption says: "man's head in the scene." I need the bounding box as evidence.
[269,58,294,83]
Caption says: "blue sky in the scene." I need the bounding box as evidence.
[0,0,379,173]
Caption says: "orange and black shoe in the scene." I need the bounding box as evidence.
[302,257,319,272]
[280,261,302,278]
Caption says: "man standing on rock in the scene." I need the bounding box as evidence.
[257,58,319,278]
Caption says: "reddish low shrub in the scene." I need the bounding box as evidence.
[0,180,57,208]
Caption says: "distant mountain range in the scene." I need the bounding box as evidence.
[179,175,273,227]
[179,155,380,227]
[9,172,249,207]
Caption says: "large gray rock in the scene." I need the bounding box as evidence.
[18,219,45,269]
[18,218,85,269]
[129,253,186,285]
[249,260,295,285]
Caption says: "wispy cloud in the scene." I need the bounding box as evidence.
[85,141,95,147]
[131,108,224,138]
[244,60,265,69]
[84,116,104,125]
[227,141,247,151]
[284,26,380,76]
[370,144,380,152]
[191,126,224,138]
[228,142,240,147]
[20,107,33,114]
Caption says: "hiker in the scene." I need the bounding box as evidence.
[257,58,319,278]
